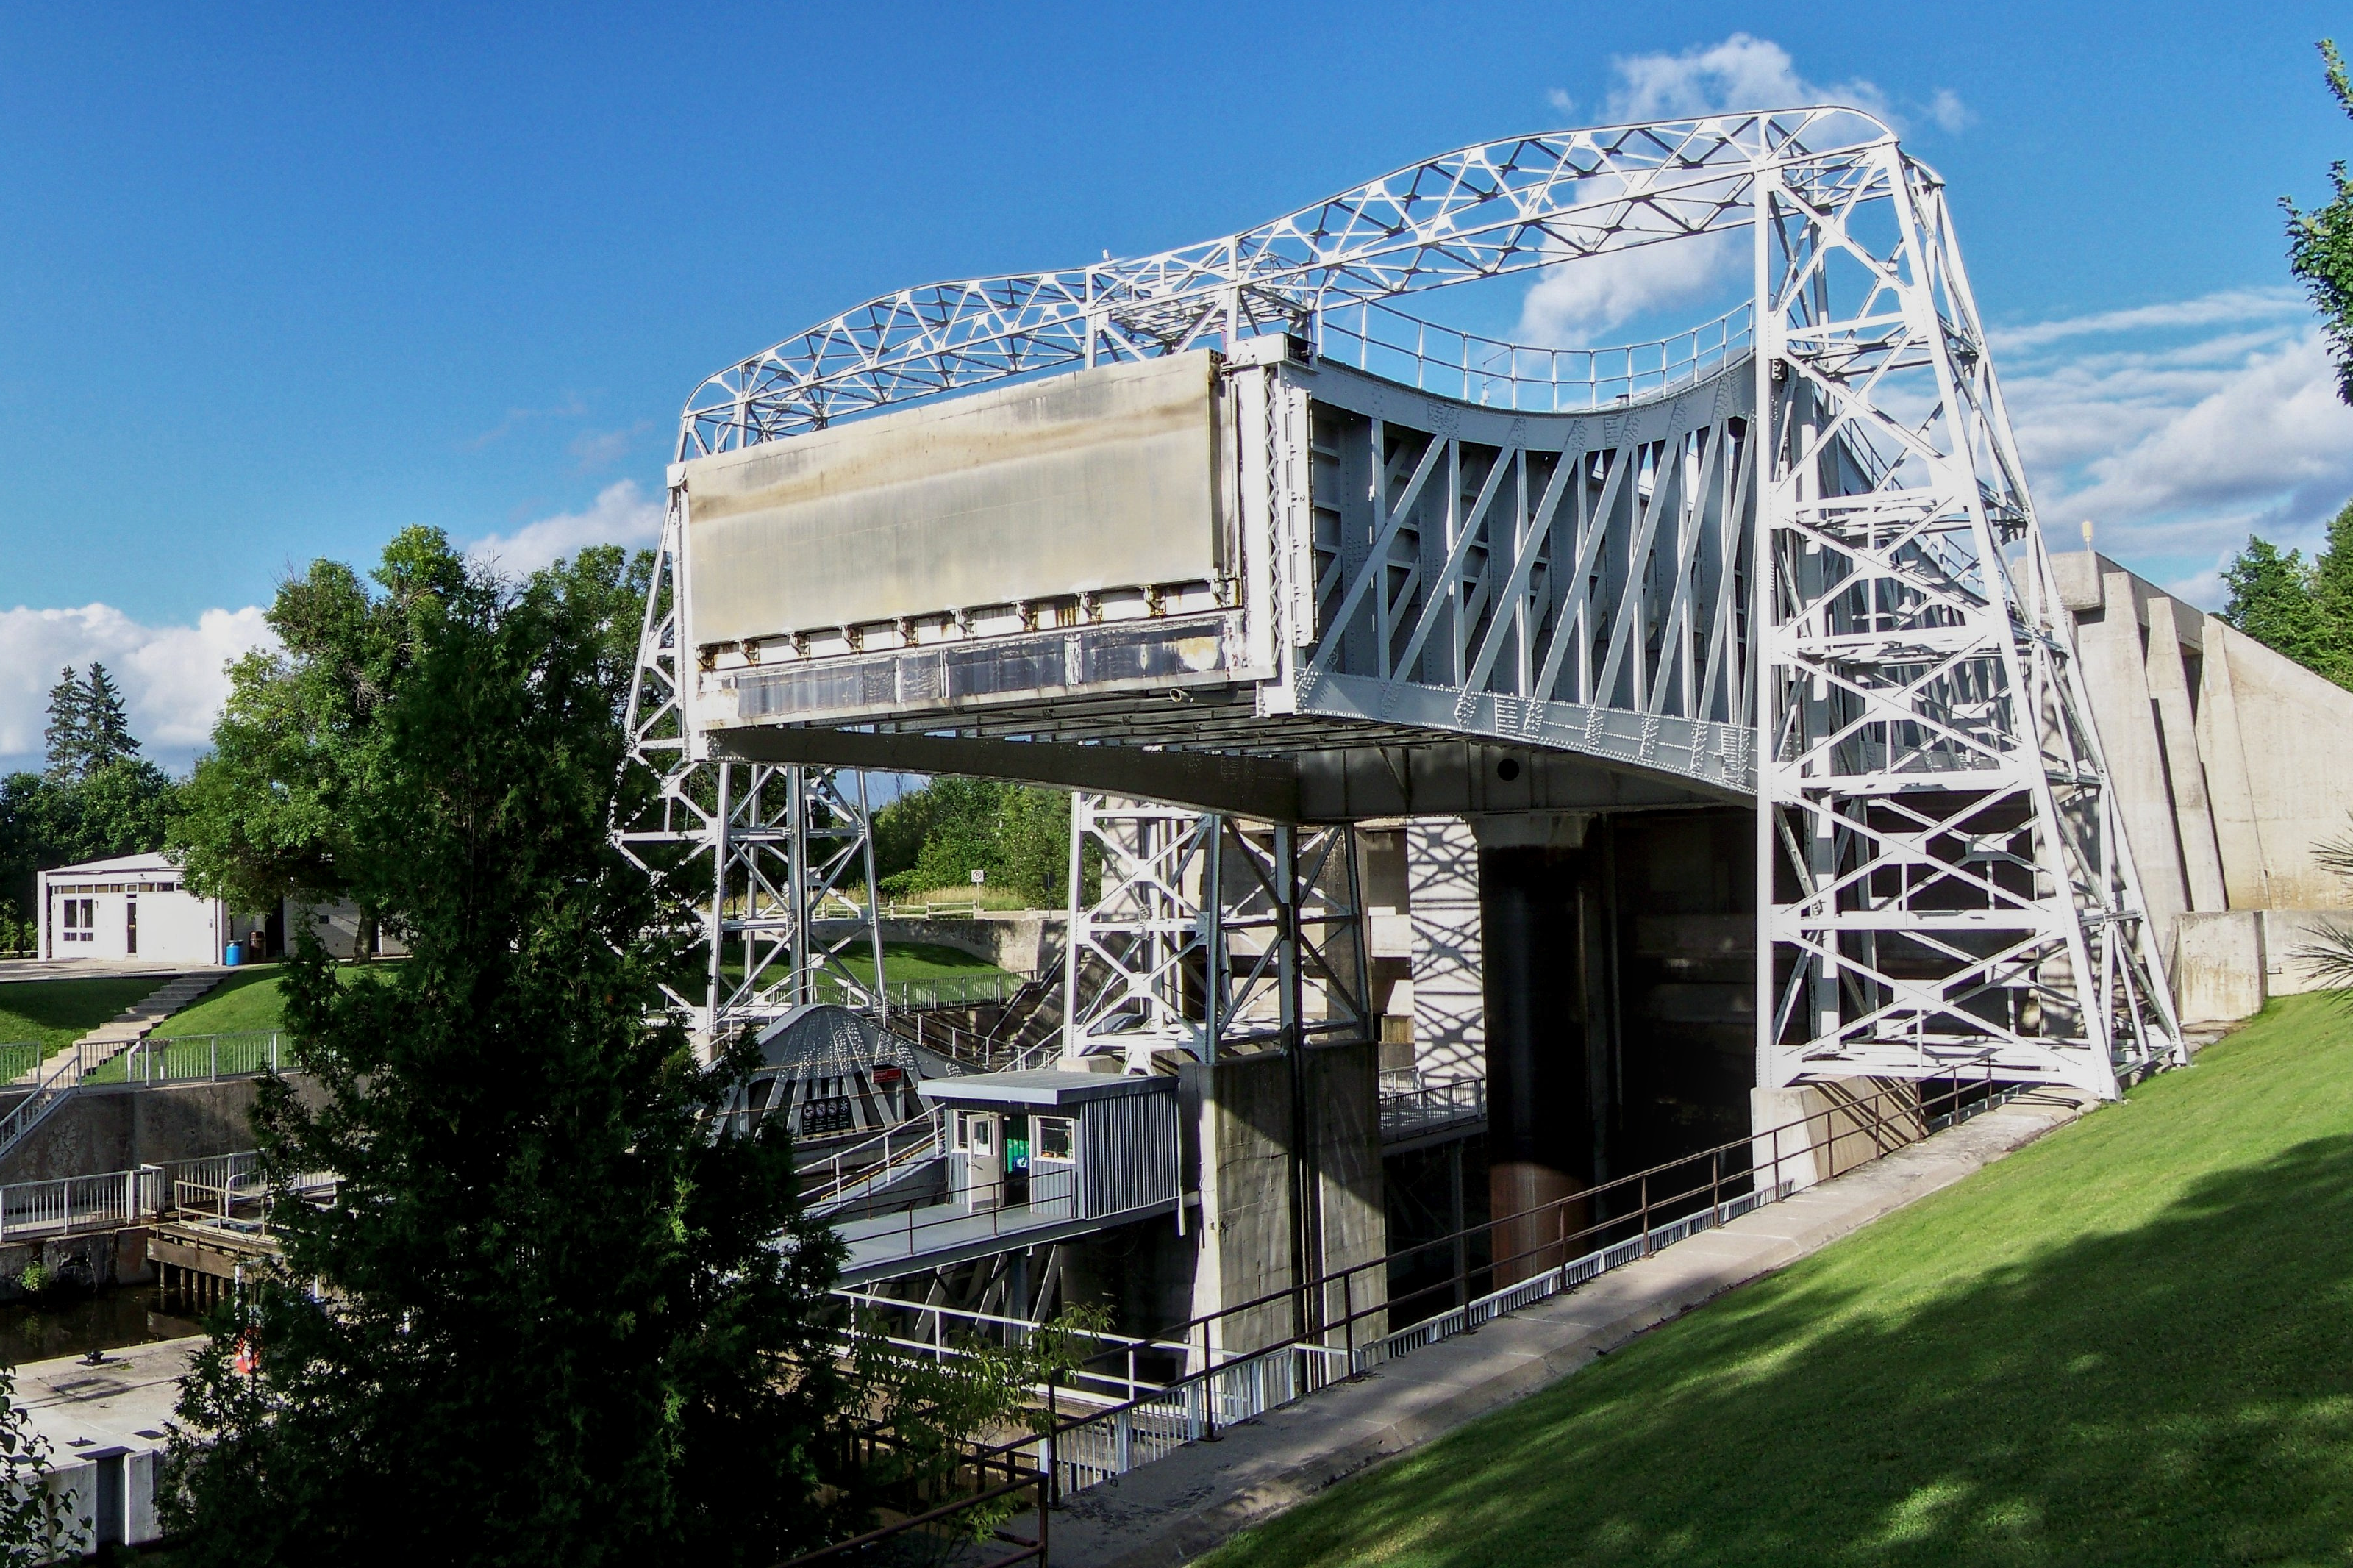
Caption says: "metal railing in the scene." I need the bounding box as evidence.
[1379,1076,1488,1140]
[0,1039,129,1159]
[808,1064,2021,1561]
[839,1164,1088,1273]
[835,1290,1193,1409]
[168,1166,335,1239]
[0,1150,274,1241]
[809,970,1024,1013]
[110,1031,287,1085]
[1029,1065,2015,1501]
[1315,299,1755,412]
[0,1167,154,1241]
[797,1110,949,1214]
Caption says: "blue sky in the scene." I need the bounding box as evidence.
[1,1,2348,770]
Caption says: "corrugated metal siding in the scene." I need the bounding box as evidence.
[1078,1088,1180,1219]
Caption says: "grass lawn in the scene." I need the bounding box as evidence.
[729,940,1010,989]
[0,975,175,1056]
[860,940,1009,982]
[149,964,293,1038]
[1204,994,2353,1568]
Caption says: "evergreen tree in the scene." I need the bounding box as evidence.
[162,534,853,1564]
[80,662,138,767]
[2286,40,2353,404]
[39,667,89,781]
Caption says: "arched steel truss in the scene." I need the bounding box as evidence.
[629,107,2182,1096]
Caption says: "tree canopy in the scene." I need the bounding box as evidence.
[168,528,486,937]
[2287,40,2353,403]
[2210,45,2353,685]
[162,531,859,1564]
[873,775,1075,906]
[40,662,140,783]
[0,668,174,946]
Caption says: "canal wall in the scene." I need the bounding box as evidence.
[0,1076,324,1185]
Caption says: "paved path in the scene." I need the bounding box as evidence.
[1046,1089,2096,1568]
[0,959,226,986]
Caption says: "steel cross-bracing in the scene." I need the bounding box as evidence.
[1749,138,2179,1097]
[1063,798,1369,1072]
[636,106,2183,1096]
[615,506,885,1048]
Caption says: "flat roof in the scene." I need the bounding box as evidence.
[919,1068,1174,1109]
[40,852,181,878]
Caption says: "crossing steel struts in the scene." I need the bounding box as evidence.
[637,105,2184,1096]
[1063,798,1369,1073]
[615,495,885,1050]
[1750,140,2180,1097]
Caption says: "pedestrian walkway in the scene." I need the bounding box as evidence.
[0,958,222,986]
[1044,1088,2097,1568]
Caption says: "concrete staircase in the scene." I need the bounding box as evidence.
[65,972,224,1070]
[0,971,226,1161]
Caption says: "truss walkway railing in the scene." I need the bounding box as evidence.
[796,1110,948,1215]
[1377,1075,1487,1144]
[0,1150,286,1241]
[782,1064,2021,1565]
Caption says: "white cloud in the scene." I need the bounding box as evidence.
[1992,287,2305,351]
[465,479,663,578]
[1521,36,1969,344]
[1996,290,2353,604]
[1600,33,1894,124]
[0,604,275,774]
[1515,225,1745,345]
[1924,89,1971,134]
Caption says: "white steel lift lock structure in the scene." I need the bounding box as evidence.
[619,107,2182,1098]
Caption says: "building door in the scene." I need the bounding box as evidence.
[1002,1112,1031,1207]
[125,896,138,956]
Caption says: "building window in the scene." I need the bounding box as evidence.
[61,898,94,942]
[1037,1117,1074,1162]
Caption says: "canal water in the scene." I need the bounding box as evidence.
[0,1289,202,1367]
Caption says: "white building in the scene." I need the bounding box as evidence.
[35,853,246,964]
[36,853,400,965]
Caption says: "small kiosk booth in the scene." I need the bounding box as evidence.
[919,1070,1181,1222]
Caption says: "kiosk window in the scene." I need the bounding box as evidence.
[1038,1117,1074,1161]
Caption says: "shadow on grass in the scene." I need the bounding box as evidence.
[1221,1131,2353,1567]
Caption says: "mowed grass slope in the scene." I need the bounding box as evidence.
[149,964,292,1037]
[0,974,174,1055]
[1207,995,2353,1568]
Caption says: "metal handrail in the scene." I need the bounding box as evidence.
[1315,298,1755,412]
[1378,1076,1487,1137]
[1021,1065,2008,1480]
[120,1030,286,1084]
[799,1110,949,1213]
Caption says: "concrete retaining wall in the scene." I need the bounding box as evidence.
[2053,554,2353,1021]
[862,912,1065,977]
[0,1228,153,1302]
[0,1078,321,1184]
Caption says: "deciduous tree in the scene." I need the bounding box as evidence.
[2287,40,2353,404]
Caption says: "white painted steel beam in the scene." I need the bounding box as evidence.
[622,109,2182,1092]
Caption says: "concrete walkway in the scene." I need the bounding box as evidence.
[1046,1089,2096,1568]
[0,959,225,987]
